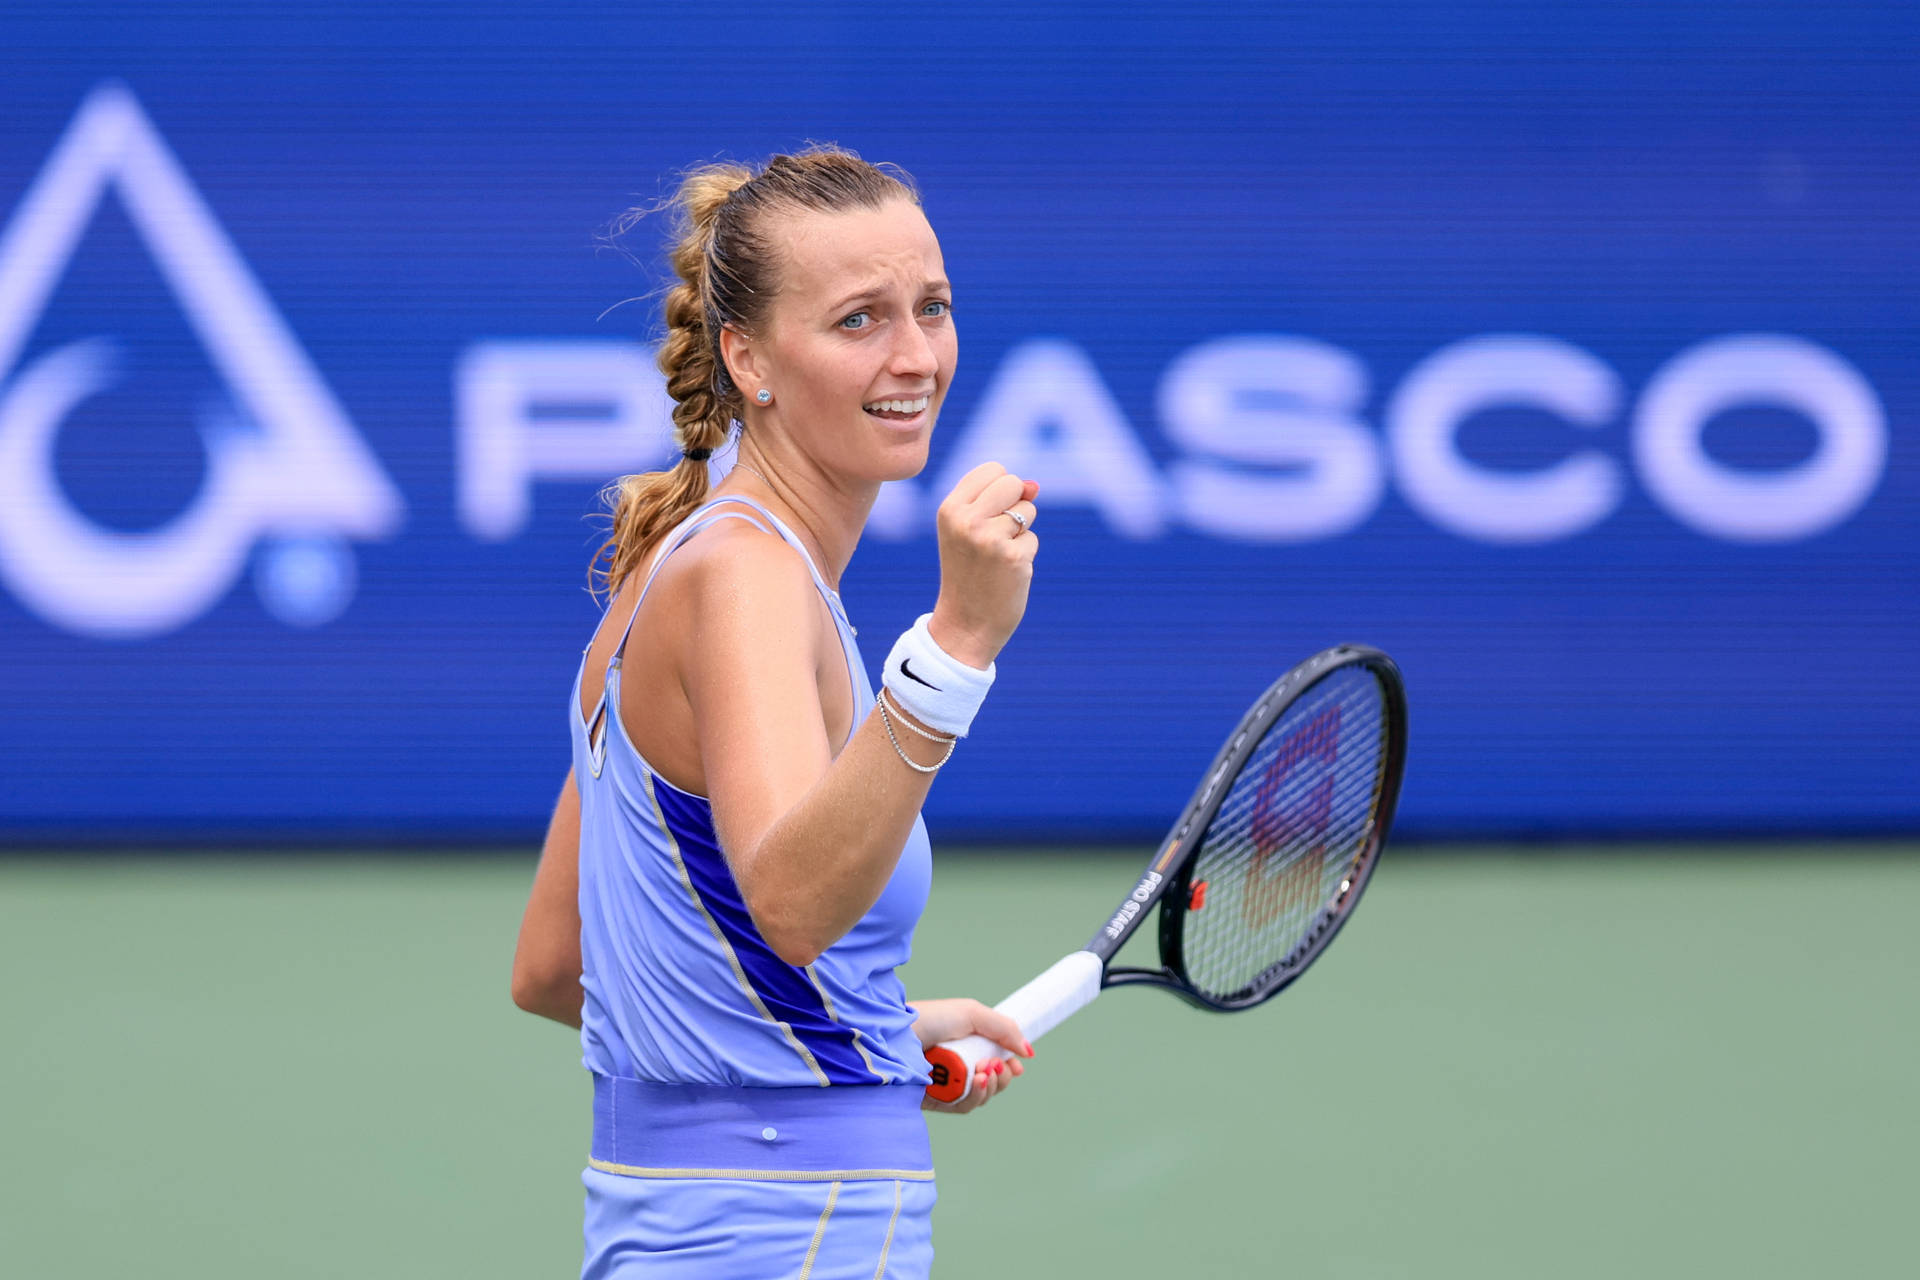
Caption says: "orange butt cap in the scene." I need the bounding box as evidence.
[923,1046,971,1104]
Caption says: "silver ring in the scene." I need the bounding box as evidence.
[1001,506,1030,534]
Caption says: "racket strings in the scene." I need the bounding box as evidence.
[1177,666,1388,1002]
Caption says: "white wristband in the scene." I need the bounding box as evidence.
[881,613,995,737]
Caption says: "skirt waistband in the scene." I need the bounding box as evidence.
[589,1074,934,1181]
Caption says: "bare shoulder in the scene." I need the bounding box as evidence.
[650,516,822,658]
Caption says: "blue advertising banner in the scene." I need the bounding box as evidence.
[1,3,1915,840]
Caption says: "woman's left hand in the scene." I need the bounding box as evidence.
[908,997,1033,1114]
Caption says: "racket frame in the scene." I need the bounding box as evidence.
[1089,644,1407,1011]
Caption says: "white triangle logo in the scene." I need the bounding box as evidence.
[0,81,404,638]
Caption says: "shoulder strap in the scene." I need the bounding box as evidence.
[690,499,866,714]
[605,496,862,717]
[691,495,838,597]
[607,502,776,671]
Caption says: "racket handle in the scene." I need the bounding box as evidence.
[923,950,1103,1104]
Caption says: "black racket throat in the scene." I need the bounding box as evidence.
[1082,644,1408,1013]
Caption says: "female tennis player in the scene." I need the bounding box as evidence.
[510,147,1038,1278]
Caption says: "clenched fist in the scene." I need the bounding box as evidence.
[927,462,1040,669]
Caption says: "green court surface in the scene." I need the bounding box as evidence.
[3,847,1915,1278]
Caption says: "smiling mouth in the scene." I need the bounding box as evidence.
[863,394,931,422]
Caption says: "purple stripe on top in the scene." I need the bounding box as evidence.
[651,776,880,1084]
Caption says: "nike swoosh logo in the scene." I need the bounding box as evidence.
[900,658,942,691]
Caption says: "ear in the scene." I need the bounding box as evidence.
[718,324,764,398]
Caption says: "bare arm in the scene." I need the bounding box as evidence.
[697,464,1040,967]
[511,770,584,1028]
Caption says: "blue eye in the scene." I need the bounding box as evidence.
[839,311,871,330]
[922,299,951,318]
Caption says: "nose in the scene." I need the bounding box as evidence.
[888,314,938,382]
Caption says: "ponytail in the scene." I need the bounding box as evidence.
[594,165,750,594]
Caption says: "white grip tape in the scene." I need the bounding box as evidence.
[924,950,1103,1103]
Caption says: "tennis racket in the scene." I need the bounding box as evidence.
[924,643,1408,1103]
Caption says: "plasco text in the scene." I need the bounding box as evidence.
[459,332,1886,548]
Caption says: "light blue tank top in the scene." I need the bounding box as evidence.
[571,496,934,1088]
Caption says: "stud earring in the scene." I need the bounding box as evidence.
[755,388,773,405]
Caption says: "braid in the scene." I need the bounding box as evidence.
[594,167,749,595]
[657,276,730,453]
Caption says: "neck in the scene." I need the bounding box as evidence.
[717,435,876,591]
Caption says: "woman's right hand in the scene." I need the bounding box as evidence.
[909,997,1032,1115]
[928,462,1040,669]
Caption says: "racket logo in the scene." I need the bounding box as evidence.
[1243,707,1342,929]
[1102,870,1162,940]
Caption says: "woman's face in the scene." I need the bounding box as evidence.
[731,197,957,485]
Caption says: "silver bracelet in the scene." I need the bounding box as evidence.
[877,687,958,743]
[877,692,957,774]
